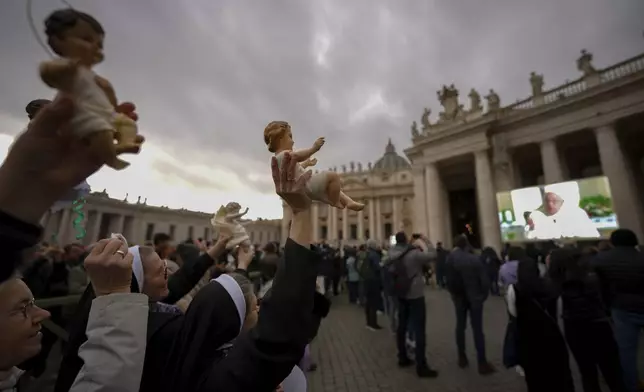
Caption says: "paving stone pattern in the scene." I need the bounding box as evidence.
[307,288,528,392]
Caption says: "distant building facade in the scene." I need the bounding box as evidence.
[42,191,281,246]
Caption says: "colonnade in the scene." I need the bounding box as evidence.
[280,196,408,246]
[412,122,644,251]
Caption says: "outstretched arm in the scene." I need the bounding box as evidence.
[292,137,325,162]
[291,147,318,163]
[228,208,249,220]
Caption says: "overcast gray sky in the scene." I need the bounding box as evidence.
[0,0,642,218]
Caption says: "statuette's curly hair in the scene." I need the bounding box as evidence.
[264,121,290,153]
[225,202,242,212]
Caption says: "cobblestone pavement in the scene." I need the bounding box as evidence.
[307,288,528,392]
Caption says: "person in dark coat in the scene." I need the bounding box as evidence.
[549,248,626,392]
[508,258,575,392]
[361,239,382,330]
[480,247,501,296]
[445,235,496,375]
[591,228,644,392]
[55,236,231,392]
[141,236,323,392]
[435,242,448,288]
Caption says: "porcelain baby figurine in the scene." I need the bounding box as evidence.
[264,121,365,211]
[39,8,141,170]
[211,202,251,249]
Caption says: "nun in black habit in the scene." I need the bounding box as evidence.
[55,238,226,392]
[141,237,324,392]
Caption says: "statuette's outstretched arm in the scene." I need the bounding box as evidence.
[292,137,325,162]
[229,208,249,220]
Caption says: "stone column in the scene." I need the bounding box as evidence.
[312,203,320,242]
[493,156,517,192]
[89,211,103,243]
[368,198,376,239]
[109,214,125,235]
[440,186,452,247]
[122,217,134,242]
[540,138,565,184]
[135,218,147,245]
[412,166,428,235]
[595,124,644,241]
[392,197,400,233]
[375,198,382,241]
[475,150,502,251]
[424,163,445,244]
[342,208,348,242]
[57,208,71,245]
[357,209,365,241]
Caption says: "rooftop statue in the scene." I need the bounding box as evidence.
[530,72,545,96]
[485,89,501,112]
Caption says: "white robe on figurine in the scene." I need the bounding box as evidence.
[67,66,115,136]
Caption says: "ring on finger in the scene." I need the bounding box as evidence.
[115,250,126,257]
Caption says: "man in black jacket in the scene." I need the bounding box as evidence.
[592,228,644,392]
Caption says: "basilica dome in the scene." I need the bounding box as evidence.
[372,139,411,172]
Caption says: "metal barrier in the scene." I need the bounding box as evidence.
[35,295,82,342]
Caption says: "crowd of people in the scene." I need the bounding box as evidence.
[317,228,643,392]
[0,87,337,392]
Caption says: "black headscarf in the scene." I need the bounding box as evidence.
[140,273,245,392]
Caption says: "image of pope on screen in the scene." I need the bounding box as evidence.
[525,189,599,239]
[497,177,618,242]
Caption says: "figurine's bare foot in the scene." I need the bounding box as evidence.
[86,130,139,171]
[346,200,365,211]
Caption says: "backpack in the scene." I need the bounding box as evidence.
[388,246,415,298]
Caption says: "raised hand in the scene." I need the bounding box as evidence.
[312,137,325,151]
[84,237,133,296]
[271,151,312,213]
[217,221,236,242]
[0,95,142,224]
[236,245,253,270]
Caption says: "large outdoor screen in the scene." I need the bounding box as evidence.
[496,176,618,242]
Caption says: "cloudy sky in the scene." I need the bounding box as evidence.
[0,0,642,219]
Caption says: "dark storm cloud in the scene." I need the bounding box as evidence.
[1,0,642,191]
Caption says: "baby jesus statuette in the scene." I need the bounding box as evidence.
[39,8,142,170]
[211,202,251,249]
[263,121,365,211]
